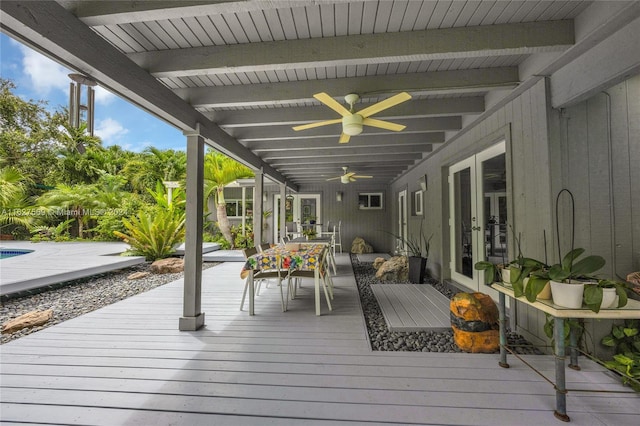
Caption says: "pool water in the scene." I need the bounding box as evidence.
[0,249,34,259]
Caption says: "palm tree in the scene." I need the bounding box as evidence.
[0,167,34,232]
[37,183,106,238]
[203,151,253,248]
[121,147,186,194]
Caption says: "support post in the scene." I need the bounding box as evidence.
[279,183,286,242]
[179,125,205,331]
[253,168,264,247]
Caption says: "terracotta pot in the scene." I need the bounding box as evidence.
[550,280,585,309]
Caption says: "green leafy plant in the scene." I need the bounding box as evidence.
[386,217,432,258]
[601,320,640,391]
[583,279,630,313]
[30,218,74,242]
[114,208,185,260]
[548,248,605,283]
[474,231,546,300]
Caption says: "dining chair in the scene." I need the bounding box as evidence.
[240,247,287,313]
[256,243,275,295]
[285,248,333,313]
[334,220,343,253]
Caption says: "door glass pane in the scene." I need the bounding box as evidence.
[454,168,473,278]
[481,153,507,264]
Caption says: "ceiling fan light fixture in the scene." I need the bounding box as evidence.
[341,175,350,184]
[342,114,363,136]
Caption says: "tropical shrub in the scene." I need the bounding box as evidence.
[601,320,640,391]
[114,207,185,260]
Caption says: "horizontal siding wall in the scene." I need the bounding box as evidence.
[550,74,640,357]
[391,79,555,347]
[264,183,393,252]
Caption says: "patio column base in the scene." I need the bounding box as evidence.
[179,313,205,331]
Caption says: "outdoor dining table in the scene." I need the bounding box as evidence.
[240,243,328,316]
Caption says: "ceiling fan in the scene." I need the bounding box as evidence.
[326,166,373,184]
[292,92,412,143]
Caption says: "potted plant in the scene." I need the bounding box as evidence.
[548,248,605,309]
[583,279,630,313]
[386,217,432,283]
[475,231,548,301]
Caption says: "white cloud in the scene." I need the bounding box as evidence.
[18,45,69,96]
[95,117,128,144]
[94,86,116,105]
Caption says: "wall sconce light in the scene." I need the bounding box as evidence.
[418,174,427,191]
[336,191,343,202]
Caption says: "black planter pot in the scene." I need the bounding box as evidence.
[408,256,427,284]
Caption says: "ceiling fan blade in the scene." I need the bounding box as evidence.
[314,92,351,117]
[349,177,356,182]
[326,176,342,181]
[292,118,341,131]
[353,175,373,178]
[362,117,406,132]
[357,92,412,118]
[344,172,356,177]
[338,133,351,144]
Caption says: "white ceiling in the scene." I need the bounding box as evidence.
[3,1,593,186]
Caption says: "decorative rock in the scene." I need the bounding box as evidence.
[450,292,499,353]
[127,271,150,280]
[372,257,387,270]
[351,237,373,254]
[150,258,184,274]
[375,256,408,282]
[2,309,53,334]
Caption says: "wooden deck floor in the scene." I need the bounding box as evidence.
[1,255,638,425]
[371,284,451,331]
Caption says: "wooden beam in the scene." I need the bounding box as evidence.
[245,133,444,151]
[212,98,485,127]
[260,145,430,160]
[231,117,461,141]
[130,21,573,78]
[70,0,350,26]
[176,68,519,108]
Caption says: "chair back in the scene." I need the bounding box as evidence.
[243,247,258,259]
[258,243,271,252]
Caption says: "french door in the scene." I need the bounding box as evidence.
[397,190,408,254]
[449,141,507,296]
[273,194,321,241]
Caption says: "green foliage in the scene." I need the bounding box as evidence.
[231,223,254,249]
[114,207,185,261]
[601,320,640,391]
[548,248,605,283]
[90,194,147,241]
[386,216,432,258]
[30,218,74,241]
[583,279,630,313]
[543,314,585,351]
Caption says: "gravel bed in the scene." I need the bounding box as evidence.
[351,255,542,354]
[1,262,217,344]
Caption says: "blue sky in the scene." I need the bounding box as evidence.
[0,33,185,152]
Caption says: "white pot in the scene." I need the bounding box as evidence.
[600,288,618,309]
[550,280,585,309]
[501,268,510,286]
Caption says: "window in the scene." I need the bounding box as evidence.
[412,190,423,215]
[358,192,383,210]
[225,200,253,218]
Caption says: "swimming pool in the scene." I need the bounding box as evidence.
[0,249,34,259]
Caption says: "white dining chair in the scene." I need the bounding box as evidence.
[285,248,333,313]
[241,247,287,313]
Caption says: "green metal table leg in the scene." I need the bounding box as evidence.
[554,317,570,422]
[498,292,509,368]
[568,321,581,371]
